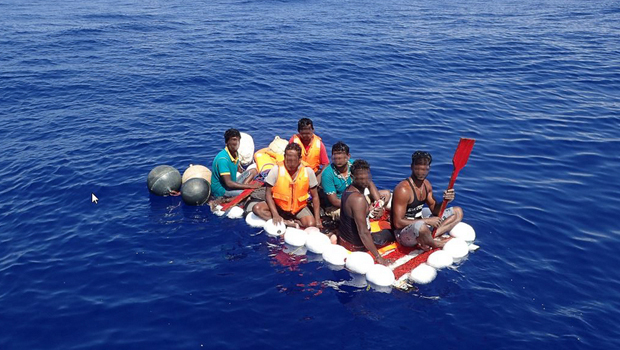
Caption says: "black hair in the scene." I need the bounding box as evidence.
[331,141,350,155]
[285,142,302,158]
[224,128,241,143]
[411,151,432,166]
[297,118,314,132]
[351,159,371,175]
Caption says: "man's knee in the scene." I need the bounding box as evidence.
[252,202,269,216]
[453,206,463,220]
[300,215,316,228]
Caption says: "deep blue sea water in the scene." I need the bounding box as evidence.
[1,0,620,349]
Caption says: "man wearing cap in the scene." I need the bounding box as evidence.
[210,128,261,198]
[391,151,464,250]
[252,143,322,228]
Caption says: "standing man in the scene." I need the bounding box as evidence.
[289,118,329,182]
[338,160,393,265]
[252,143,322,229]
[391,151,464,250]
[321,141,390,218]
[211,129,261,198]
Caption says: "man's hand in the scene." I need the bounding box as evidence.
[250,182,262,189]
[315,218,324,230]
[272,213,284,226]
[376,256,392,266]
[443,189,455,203]
[424,217,442,228]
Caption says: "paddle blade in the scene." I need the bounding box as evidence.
[452,138,475,171]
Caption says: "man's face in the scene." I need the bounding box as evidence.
[227,136,240,153]
[284,149,301,171]
[352,169,371,189]
[331,151,350,168]
[298,126,314,144]
[412,161,430,181]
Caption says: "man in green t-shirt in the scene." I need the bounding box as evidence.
[320,141,390,219]
[211,129,261,198]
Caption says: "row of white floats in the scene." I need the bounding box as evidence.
[215,204,478,289]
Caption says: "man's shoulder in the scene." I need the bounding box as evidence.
[214,148,230,161]
[342,190,365,208]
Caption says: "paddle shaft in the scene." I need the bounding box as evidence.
[219,180,262,211]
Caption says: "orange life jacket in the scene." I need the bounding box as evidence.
[271,163,310,214]
[291,134,322,172]
[254,148,284,173]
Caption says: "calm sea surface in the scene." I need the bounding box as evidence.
[1,0,619,349]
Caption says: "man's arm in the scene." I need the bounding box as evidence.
[310,186,322,229]
[350,194,387,265]
[325,193,341,208]
[221,174,261,190]
[391,183,416,230]
[368,181,381,202]
[265,185,283,225]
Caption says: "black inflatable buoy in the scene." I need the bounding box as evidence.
[181,178,211,205]
[147,165,182,196]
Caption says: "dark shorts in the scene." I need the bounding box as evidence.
[338,229,394,252]
[277,206,313,220]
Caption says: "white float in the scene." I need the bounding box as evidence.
[427,250,454,269]
[304,226,321,235]
[345,252,375,275]
[443,238,469,259]
[322,244,350,265]
[365,264,395,287]
[213,205,225,217]
[305,231,331,254]
[182,164,212,184]
[239,132,255,167]
[226,206,244,219]
[409,263,437,284]
[284,227,308,246]
[264,219,286,237]
[450,222,476,242]
[245,212,266,228]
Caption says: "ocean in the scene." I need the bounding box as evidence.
[1,0,619,349]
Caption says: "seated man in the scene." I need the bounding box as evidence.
[252,143,322,228]
[338,160,393,265]
[391,151,464,250]
[321,141,390,219]
[210,128,261,198]
[289,118,329,182]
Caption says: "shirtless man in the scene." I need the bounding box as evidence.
[391,151,463,250]
[338,160,393,265]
